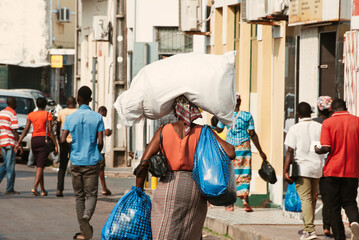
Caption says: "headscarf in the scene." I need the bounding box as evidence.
[317,96,333,111]
[174,95,202,135]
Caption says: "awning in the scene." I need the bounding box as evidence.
[0,60,50,68]
[49,48,75,55]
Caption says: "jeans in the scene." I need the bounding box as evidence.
[57,142,70,191]
[326,177,359,240]
[295,176,320,233]
[71,163,100,232]
[0,146,16,192]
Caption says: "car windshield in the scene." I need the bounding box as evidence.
[0,96,35,114]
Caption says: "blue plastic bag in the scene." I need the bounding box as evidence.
[101,186,152,240]
[192,125,237,206]
[284,183,302,212]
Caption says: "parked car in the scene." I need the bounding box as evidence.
[13,89,62,118]
[0,89,36,160]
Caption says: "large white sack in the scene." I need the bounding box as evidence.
[114,51,236,127]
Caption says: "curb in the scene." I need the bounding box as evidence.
[204,216,275,240]
[105,171,135,178]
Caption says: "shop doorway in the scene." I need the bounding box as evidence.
[319,32,336,97]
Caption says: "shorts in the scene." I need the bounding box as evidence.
[99,155,106,171]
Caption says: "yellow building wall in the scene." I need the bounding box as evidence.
[52,0,75,48]
[238,22,251,111]
[211,5,286,199]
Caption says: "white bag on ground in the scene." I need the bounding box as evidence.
[114,51,236,127]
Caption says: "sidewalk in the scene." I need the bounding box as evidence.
[205,206,351,240]
[50,165,353,239]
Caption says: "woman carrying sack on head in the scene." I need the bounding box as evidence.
[16,98,58,196]
[135,95,235,240]
[216,94,267,212]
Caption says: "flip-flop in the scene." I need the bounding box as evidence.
[32,189,40,196]
[73,233,85,240]
[41,191,48,196]
[244,206,254,212]
[102,189,112,196]
[225,206,234,211]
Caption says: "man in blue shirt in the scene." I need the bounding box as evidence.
[61,86,104,240]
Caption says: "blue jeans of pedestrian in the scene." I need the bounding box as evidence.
[0,146,16,192]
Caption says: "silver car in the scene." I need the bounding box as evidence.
[0,89,36,159]
[13,89,63,119]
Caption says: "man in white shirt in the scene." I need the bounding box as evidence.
[284,102,324,240]
[98,106,112,195]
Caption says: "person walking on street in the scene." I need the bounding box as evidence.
[98,106,112,196]
[56,96,77,197]
[136,95,235,240]
[315,99,359,240]
[284,102,324,240]
[61,86,104,240]
[216,94,267,212]
[16,98,58,196]
[313,96,333,238]
[0,97,22,194]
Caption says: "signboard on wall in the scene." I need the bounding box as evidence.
[289,0,323,25]
[352,0,359,30]
[354,0,359,16]
[51,55,63,68]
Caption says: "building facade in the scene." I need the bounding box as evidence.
[0,0,75,106]
[126,0,209,166]
[75,0,127,167]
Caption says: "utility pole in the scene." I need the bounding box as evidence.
[111,0,128,167]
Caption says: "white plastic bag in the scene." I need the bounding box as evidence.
[49,151,60,163]
[114,52,236,127]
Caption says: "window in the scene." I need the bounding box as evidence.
[233,6,240,50]
[0,96,35,115]
[156,27,193,56]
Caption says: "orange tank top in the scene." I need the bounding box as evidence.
[162,124,202,171]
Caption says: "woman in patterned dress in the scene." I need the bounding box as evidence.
[216,94,267,212]
[135,95,235,239]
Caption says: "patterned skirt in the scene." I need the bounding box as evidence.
[233,141,252,197]
[151,171,207,240]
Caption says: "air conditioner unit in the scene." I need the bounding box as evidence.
[242,0,266,22]
[272,0,288,14]
[93,16,109,41]
[257,0,266,18]
[242,0,248,21]
[58,7,70,22]
[179,0,202,32]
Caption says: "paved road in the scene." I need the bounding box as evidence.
[0,164,224,240]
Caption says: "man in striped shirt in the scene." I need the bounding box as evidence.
[0,97,22,194]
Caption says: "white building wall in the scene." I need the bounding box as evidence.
[127,0,208,161]
[299,28,319,109]
[0,0,49,65]
[134,0,179,42]
[78,0,116,166]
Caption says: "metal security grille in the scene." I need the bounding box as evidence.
[156,27,193,54]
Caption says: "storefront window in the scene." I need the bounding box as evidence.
[284,28,299,131]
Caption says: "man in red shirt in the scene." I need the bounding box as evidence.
[0,97,22,194]
[315,99,359,240]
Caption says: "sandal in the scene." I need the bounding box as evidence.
[102,189,112,196]
[73,233,85,240]
[244,206,254,212]
[41,191,48,196]
[225,204,234,211]
[32,189,40,196]
[243,201,254,212]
